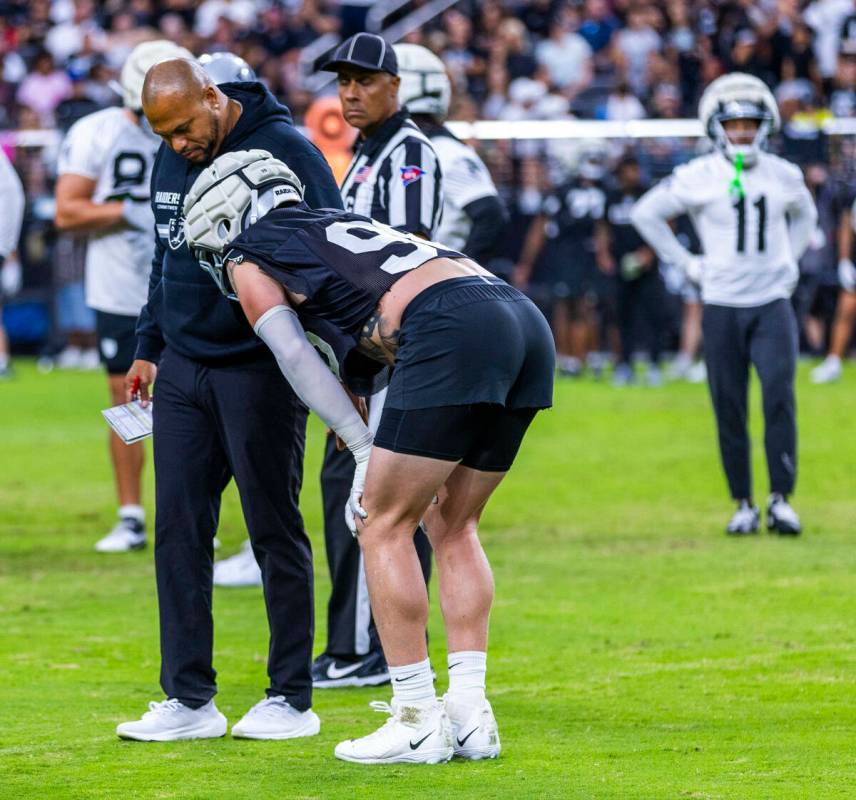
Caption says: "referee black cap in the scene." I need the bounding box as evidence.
[321,33,398,76]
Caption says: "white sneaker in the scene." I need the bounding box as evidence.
[645,364,663,387]
[686,361,707,383]
[213,540,261,587]
[668,353,692,380]
[95,518,146,552]
[726,502,760,536]
[767,494,801,535]
[79,347,101,370]
[811,355,842,384]
[55,346,82,370]
[334,699,453,765]
[231,696,320,740]
[444,695,501,760]
[116,698,227,741]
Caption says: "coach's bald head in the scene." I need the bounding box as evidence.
[142,58,242,164]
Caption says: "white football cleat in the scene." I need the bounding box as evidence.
[116,698,227,741]
[810,355,842,384]
[334,699,453,765]
[213,540,261,587]
[444,695,501,760]
[767,494,801,536]
[726,502,760,536]
[231,696,320,740]
[95,518,146,552]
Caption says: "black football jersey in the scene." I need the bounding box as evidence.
[226,202,462,393]
[542,180,606,251]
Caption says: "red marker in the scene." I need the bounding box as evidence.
[131,376,141,400]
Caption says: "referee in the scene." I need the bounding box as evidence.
[311,33,444,689]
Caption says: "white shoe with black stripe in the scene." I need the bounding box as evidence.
[334,699,453,765]
[443,695,501,760]
[767,494,801,536]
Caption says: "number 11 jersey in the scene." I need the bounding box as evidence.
[651,151,813,307]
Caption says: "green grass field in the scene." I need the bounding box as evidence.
[1,360,855,799]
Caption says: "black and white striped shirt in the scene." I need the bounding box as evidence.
[340,110,443,238]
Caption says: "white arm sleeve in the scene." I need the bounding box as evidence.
[254,305,372,459]
[785,177,818,261]
[630,181,694,271]
[0,149,25,258]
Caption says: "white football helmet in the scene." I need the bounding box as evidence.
[183,149,304,298]
[698,73,780,166]
[120,40,194,111]
[394,44,451,118]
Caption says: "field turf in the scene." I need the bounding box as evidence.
[1,360,855,799]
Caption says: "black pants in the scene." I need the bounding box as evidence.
[702,300,798,501]
[616,270,666,365]
[152,348,313,710]
[320,433,432,658]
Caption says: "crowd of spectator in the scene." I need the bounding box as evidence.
[1,0,856,373]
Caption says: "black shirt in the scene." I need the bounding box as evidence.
[134,82,343,366]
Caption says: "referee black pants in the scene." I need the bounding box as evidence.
[702,299,798,502]
[152,348,313,710]
[320,433,432,658]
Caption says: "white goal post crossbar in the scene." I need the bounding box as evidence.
[445,117,856,141]
[6,116,856,150]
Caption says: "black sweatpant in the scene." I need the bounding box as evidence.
[152,347,313,710]
[616,270,666,365]
[320,433,432,658]
[702,299,798,501]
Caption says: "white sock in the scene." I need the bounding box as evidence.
[119,504,145,523]
[826,354,841,365]
[0,354,8,370]
[447,651,486,705]
[389,658,435,706]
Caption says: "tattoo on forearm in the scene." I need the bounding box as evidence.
[359,310,400,363]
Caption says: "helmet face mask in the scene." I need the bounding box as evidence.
[698,74,780,167]
[183,150,305,298]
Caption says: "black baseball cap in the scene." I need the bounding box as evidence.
[321,33,398,76]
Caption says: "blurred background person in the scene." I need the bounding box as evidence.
[0,145,25,378]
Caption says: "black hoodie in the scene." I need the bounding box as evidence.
[135,82,343,365]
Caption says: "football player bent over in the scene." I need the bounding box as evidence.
[183,150,555,764]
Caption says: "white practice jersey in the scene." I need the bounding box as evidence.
[58,107,160,316]
[631,151,817,307]
[0,148,25,259]
[429,131,499,251]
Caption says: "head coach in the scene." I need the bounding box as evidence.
[117,58,342,742]
[311,33,445,691]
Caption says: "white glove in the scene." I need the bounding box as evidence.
[345,433,373,536]
[838,258,856,291]
[122,198,154,232]
[684,255,704,285]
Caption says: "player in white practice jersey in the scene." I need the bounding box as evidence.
[394,44,507,261]
[55,40,192,553]
[632,73,817,536]
[0,147,25,378]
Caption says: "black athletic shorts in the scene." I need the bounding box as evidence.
[374,404,538,472]
[374,276,555,471]
[384,276,555,411]
[95,310,138,375]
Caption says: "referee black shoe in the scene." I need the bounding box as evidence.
[726,501,760,536]
[767,494,801,536]
[312,650,390,689]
